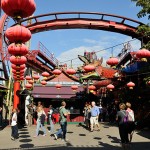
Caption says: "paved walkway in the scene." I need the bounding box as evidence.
[0,122,149,150]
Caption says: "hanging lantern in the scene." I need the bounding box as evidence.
[106,57,119,66]
[84,64,95,72]
[10,56,27,65]
[8,43,28,56]
[25,83,32,89]
[71,85,78,91]
[52,69,62,76]
[42,71,50,77]
[147,81,150,85]
[1,0,36,19]
[107,84,115,91]
[55,84,62,89]
[11,64,26,70]
[136,48,150,59]
[88,85,96,92]
[5,25,31,43]
[127,81,135,89]
[14,76,24,81]
[41,80,47,86]
[66,68,76,75]
[12,69,24,74]
[25,76,32,81]
[28,80,34,84]
[33,75,40,81]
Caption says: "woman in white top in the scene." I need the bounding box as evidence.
[34,106,46,137]
[48,105,54,133]
[11,108,18,140]
[126,102,135,142]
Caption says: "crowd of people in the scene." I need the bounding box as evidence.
[8,96,136,150]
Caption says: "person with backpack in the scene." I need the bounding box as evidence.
[116,103,129,149]
[126,102,135,143]
[33,106,47,137]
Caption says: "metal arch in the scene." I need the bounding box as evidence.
[19,11,146,41]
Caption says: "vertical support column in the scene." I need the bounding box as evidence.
[13,81,20,109]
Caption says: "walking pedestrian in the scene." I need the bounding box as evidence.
[11,108,18,140]
[27,104,34,126]
[126,102,135,143]
[48,105,54,134]
[54,101,70,142]
[34,106,47,137]
[116,103,129,149]
[90,101,100,132]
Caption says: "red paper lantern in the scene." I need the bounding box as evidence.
[147,81,150,85]
[11,64,26,70]
[84,65,95,72]
[127,82,135,89]
[25,83,32,89]
[28,80,34,84]
[42,71,50,77]
[94,80,111,88]
[25,76,32,81]
[88,85,96,92]
[41,80,47,86]
[71,85,78,91]
[66,68,76,75]
[14,76,24,81]
[8,43,28,56]
[107,84,115,91]
[136,48,150,58]
[33,75,40,80]
[106,57,119,66]
[55,84,62,89]
[52,69,62,76]
[10,56,27,65]
[1,0,36,18]
[12,69,24,74]
[5,25,31,43]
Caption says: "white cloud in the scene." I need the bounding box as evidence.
[57,36,141,69]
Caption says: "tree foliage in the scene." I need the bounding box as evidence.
[132,0,150,49]
[132,0,150,19]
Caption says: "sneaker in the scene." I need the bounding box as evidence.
[54,134,57,140]
[33,135,38,138]
[48,130,51,133]
[62,138,69,142]
[97,129,100,131]
[43,134,46,136]
[11,137,15,140]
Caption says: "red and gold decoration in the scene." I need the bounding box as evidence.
[66,68,76,75]
[25,83,33,90]
[127,81,135,89]
[84,64,95,72]
[88,85,96,93]
[106,57,119,67]
[107,84,115,91]
[55,84,62,90]
[1,0,36,108]
[41,80,47,86]
[136,48,150,61]
[52,69,62,76]
[71,85,78,91]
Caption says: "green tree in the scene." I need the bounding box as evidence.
[132,0,150,49]
[132,0,150,19]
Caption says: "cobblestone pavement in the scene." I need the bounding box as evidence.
[0,122,149,150]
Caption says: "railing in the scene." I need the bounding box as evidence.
[37,41,59,66]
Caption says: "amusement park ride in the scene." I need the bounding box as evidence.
[0,0,150,122]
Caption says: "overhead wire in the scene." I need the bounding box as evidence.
[59,37,141,64]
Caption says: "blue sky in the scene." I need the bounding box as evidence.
[3,0,149,68]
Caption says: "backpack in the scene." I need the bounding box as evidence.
[121,111,128,123]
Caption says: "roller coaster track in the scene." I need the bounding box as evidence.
[0,12,149,77]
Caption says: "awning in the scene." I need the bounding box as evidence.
[32,86,84,99]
